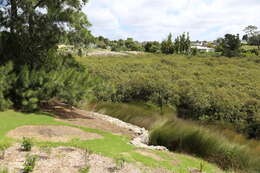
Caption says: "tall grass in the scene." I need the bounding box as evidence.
[86,101,174,129]
[150,120,260,172]
[87,102,260,173]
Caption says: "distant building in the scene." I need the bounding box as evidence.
[241,40,248,45]
[191,46,215,52]
[192,41,203,46]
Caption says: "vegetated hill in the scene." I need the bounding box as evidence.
[0,110,224,173]
[77,53,260,173]
[77,54,260,138]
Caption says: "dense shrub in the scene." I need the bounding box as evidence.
[12,65,95,112]
[78,54,260,138]
[0,63,15,111]
[0,53,97,112]
[144,41,161,53]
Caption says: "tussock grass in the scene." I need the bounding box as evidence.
[151,120,260,173]
[89,101,260,173]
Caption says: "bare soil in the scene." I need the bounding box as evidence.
[41,101,137,138]
[0,144,171,173]
[58,118,136,138]
[7,125,103,142]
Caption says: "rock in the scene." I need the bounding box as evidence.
[80,111,168,151]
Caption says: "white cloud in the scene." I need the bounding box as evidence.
[84,0,260,41]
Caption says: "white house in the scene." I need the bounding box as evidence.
[191,46,215,52]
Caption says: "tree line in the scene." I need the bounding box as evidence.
[90,28,259,58]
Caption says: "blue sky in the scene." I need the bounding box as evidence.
[84,0,260,41]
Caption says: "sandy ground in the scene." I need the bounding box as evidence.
[87,51,143,56]
[42,101,137,138]
[0,144,171,173]
[57,118,136,138]
[87,51,128,56]
[7,125,103,142]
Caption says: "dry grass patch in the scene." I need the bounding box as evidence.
[7,125,103,142]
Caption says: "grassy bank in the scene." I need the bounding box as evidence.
[0,110,226,173]
[86,102,260,173]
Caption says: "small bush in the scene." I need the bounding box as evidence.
[21,137,33,151]
[115,157,126,170]
[22,154,37,173]
[79,166,90,173]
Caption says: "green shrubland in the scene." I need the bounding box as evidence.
[78,54,260,139]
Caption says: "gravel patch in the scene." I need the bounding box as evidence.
[0,145,170,173]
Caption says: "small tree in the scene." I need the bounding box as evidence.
[220,34,241,57]
[144,41,161,53]
[174,33,191,54]
[161,33,174,54]
[244,25,260,50]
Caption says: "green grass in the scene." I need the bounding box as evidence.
[0,110,224,173]
[242,45,259,50]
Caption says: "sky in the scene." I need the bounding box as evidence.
[83,0,260,41]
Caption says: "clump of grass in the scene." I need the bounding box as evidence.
[79,166,90,173]
[150,120,260,173]
[115,157,126,170]
[0,144,8,160]
[0,168,8,173]
[39,145,52,157]
[21,137,33,151]
[107,156,126,172]
[22,154,37,173]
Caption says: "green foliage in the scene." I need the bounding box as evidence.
[0,63,14,111]
[243,25,260,49]
[22,154,37,173]
[191,48,198,56]
[174,33,191,54]
[0,54,97,112]
[219,34,241,57]
[161,33,174,54]
[79,166,90,173]
[0,0,91,70]
[21,137,33,151]
[149,120,260,172]
[0,111,223,173]
[160,32,191,55]
[78,54,260,139]
[89,101,260,173]
[144,41,161,53]
[115,157,126,170]
[110,38,144,52]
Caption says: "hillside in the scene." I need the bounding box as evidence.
[0,106,224,173]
